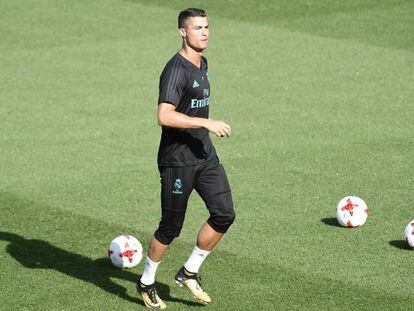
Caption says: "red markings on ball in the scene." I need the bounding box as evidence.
[346,220,354,228]
[341,198,358,216]
[119,249,138,263]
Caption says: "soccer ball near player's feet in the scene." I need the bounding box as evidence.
[404,220,414,249]
[108,234,143,268]
[335,196,368,228]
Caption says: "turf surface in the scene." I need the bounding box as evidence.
[1,0,413,310]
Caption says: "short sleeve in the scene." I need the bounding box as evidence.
[158,60,186,107]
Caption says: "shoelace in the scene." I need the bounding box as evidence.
[148,288,159,303]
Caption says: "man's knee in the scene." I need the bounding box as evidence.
[154,225,183,245]
[207,209,236,234]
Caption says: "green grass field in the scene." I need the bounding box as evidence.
[1,0,414,310]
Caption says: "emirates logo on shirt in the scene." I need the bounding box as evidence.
[191,97,210,109]
[191,88,210,109]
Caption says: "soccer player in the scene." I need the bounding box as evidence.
[136,8,236,309]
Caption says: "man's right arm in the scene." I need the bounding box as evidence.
[158,103,232,137]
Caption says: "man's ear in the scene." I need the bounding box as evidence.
[178,28,186,38]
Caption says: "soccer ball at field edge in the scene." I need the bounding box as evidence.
[335,196,368,228]
[404,220,414,249]
[108,234,143,268]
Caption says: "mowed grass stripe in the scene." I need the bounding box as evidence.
[129,0,414,51]
[1,192,412,310]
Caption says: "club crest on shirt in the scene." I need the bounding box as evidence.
[172,179,183,194]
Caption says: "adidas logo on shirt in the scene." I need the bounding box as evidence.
[192,80,199,88]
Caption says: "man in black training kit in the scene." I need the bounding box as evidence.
[137,8,235,309]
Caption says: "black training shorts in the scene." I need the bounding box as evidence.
[154,157,235,245]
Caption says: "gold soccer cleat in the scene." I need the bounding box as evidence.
[137,281,167,309]
[174,267,211,304]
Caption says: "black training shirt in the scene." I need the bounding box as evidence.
[157,53,216,167]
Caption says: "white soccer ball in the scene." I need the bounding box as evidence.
[404,220,414,249]
[108,234,143,268]
[335,196,368,228]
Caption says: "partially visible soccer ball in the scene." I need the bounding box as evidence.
[335,196,368,228]
[404,220,414,249]
[108,234,143,268]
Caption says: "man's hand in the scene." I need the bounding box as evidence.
[203,119,232,137]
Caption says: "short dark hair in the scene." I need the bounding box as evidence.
[178,8,206,28]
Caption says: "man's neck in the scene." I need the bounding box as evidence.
[179,47,203,69]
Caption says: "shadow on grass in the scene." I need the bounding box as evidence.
[321,217,341,227]
[389,240,413,251]
[0,231,201,307]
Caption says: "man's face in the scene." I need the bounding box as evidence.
[181,16,209,51]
